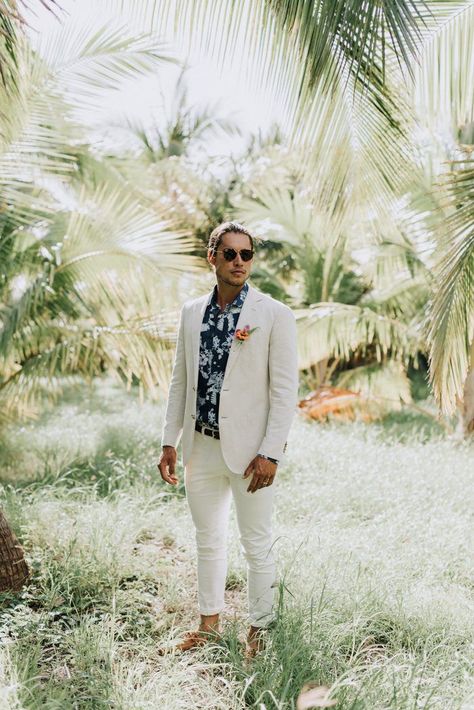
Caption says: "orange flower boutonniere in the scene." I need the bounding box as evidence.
[235,324,259,344]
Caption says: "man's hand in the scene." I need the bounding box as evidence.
[243,455,278,493]
[158,446,178,485]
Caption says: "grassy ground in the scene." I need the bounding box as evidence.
[0,377,473,709]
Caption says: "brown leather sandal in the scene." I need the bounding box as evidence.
[174,627,221,652]
[245,627,267,659]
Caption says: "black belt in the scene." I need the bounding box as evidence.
[195,422,220,439]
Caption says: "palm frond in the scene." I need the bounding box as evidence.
[57,182,203,273]
[148,0,427,119]
[427,158,474,413]
[336,360,412,407]
[33,19,177,112]
[412,2,474,138]
[0,316,175,423]
[295,301,419,369]
[144,1,422,225]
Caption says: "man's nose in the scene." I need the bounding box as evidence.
[233,252,244,264]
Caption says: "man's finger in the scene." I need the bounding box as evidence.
[242,462,254,479]
[247,473,263,493]
[246,472,256,492]
[162,470,178,485]
[247,472,275,493]
[158,460,178,485]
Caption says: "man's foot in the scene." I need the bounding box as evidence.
[157,613,221,655]
[245,625,267,659]
[175,626,221,652]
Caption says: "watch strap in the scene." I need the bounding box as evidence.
[258,453,279,464]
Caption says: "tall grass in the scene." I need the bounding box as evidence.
[0,377,473,708]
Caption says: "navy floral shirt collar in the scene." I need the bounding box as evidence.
[208,281,248,312]
[196,281,249,430]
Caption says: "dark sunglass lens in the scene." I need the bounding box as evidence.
[223,248,237,261]
[241,250,254,261]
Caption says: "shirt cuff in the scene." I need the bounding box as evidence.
[257,453,279,464]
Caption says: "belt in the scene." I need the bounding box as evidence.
[195,422,220,439]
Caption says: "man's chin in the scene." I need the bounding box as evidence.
[219,273,247,287]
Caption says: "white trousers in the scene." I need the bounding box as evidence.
[184,430,277,628]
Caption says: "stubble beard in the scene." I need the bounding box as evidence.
[218,269,248,288]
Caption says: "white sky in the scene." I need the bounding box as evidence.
[25,0,285,159]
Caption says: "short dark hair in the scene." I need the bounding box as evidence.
[207,221,254,256]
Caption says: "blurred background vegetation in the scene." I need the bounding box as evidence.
[0,0,473,433]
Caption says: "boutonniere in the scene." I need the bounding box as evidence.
[235,324,259,344]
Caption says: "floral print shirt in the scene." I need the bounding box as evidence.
[196,281,249,431]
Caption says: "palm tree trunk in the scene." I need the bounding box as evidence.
[463,368,474,435]
[0,509,29,592]
[461,340,474,435]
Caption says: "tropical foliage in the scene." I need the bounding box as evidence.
[0,12,208,422]
[1,0,473,430]
[233,155,429,407]
[149,0,474,425]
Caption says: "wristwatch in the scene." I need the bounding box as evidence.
[258,453,279,465]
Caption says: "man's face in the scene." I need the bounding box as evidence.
[208,231,254,288]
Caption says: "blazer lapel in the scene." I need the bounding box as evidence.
[190,284,263,387]
[223,285,261,381]
[191,294,210,388]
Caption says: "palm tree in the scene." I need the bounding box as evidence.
[100,65,245,250]
[0,508,29,592]
[144,1,469,235]
[235,177,428,407]
[0,1,61,89]
[147,0,474,423]
[0,7,220,585]
[427,158,474,432]
[0,11,207,423]
[412,3,474,432]
[120,66,241,162]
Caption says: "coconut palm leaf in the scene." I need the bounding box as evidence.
[0,179,203,362]
[0,20,178,224]
[235,184,366,306]
[142,1,421,223]
[148,0,428,116]
[336,360,412,407]
[361,274,430,321]
[295,302,420,370]
[33,20,178,114]
[115,66,241,161]
[0,8,18,90]
[0,1,61,90]
[427,158,474,414]
[412,2,474,139]
[0,316,175,423]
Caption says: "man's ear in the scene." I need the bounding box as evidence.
[207,249,215,267]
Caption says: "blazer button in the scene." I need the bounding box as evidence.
[191,414,196,419]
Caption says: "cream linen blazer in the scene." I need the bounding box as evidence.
[161,283,299,474]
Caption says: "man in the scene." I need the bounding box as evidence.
[158,221,298,657]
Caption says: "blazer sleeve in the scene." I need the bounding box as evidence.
[257,304,299,460]
[161,304,187,448]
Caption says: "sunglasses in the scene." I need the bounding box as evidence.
[215,248,254,262]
